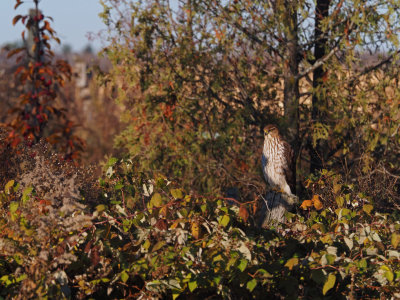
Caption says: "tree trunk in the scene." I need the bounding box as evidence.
[282,0,300,193]
[256,191,298,226]
[310,0,331,173]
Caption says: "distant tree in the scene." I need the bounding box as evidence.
[5,0,84,159]
[62,44,73,55]
[83,44,94,54]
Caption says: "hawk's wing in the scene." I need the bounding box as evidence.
[283,141,296,194]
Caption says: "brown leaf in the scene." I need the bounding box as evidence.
[239,205,249,222]
[90,246,100,266]
[12,15,22,25]
[155,219,168,231]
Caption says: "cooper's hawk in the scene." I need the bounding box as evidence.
[262,124,295,195]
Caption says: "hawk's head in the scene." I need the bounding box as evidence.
[263,124,279,139]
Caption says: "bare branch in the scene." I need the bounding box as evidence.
[297,46,339,80]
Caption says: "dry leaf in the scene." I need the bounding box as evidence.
[239,205,249,222]
[300,200,313,210]
[313,195,323,210]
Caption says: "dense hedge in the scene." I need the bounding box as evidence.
[1,154,399,299]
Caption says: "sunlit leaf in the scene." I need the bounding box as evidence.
[219,215,230,227]
[150,193,163,207]
[120,271,129,283]
[246,279,257,292]
[237,259,248,272]
[285,257,299,270]
[171,188,183,199]
[300,200,313,210]
[391,233,400,249]
[323,273,336,295]
[363,204,373,214]
[5,180,15,195]
[188,281,197,292]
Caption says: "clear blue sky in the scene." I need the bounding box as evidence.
[0,0,106,51]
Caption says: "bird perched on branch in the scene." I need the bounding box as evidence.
[262,124,295,196]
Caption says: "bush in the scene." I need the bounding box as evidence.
[3,156,399,299]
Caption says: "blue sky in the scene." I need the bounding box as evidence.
[0,0,107,51]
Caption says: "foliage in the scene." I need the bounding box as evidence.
[98,0,400,205]
[1,156,399,299]
[4,0,84,159]
[0,0,400,299]
[0,140,96,299]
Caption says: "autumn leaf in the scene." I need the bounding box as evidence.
[313,195,323,210]
[239,204,249,222]
[191,221,201,239]
[300,200,313,210]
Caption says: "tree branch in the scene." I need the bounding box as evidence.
[297,46,339,80]
[348,49,400,86]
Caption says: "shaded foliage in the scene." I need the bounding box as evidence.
[1,156,400,298]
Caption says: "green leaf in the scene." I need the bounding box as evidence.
[108,157,118,166]
[151,241,166,252]
[363,204,373,214]
[385,270,394,282]
[219,215,230,227]
[5,180,15,195]
[171,188,183,199]
[22,186,33,203]
[114,183,124,190]
[143,239,151,250]
[381,265,394,282]
[237,259,248,272]
[311,269,326,284]
[335,196,344,207]
[96,204,106,212]
[150,193,163,208]
[323,273,336,295]
[120,271,129,283]
[213,276,222,285]
[246,279,257,292]
[188,281,197,292]
[10,202,19,214]
[358,259,367,269]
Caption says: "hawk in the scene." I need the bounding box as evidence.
[262,124,295,196]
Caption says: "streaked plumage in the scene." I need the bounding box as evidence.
[262,124,295,195]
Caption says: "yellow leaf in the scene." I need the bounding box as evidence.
[323,273,336,295]
[391,233,400,249]
[159,206,168,217]
[5,180,15,195]
[170,221,179,229]
[191,222,201,240]
[285,257,299,270]
[363,204,373,214]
